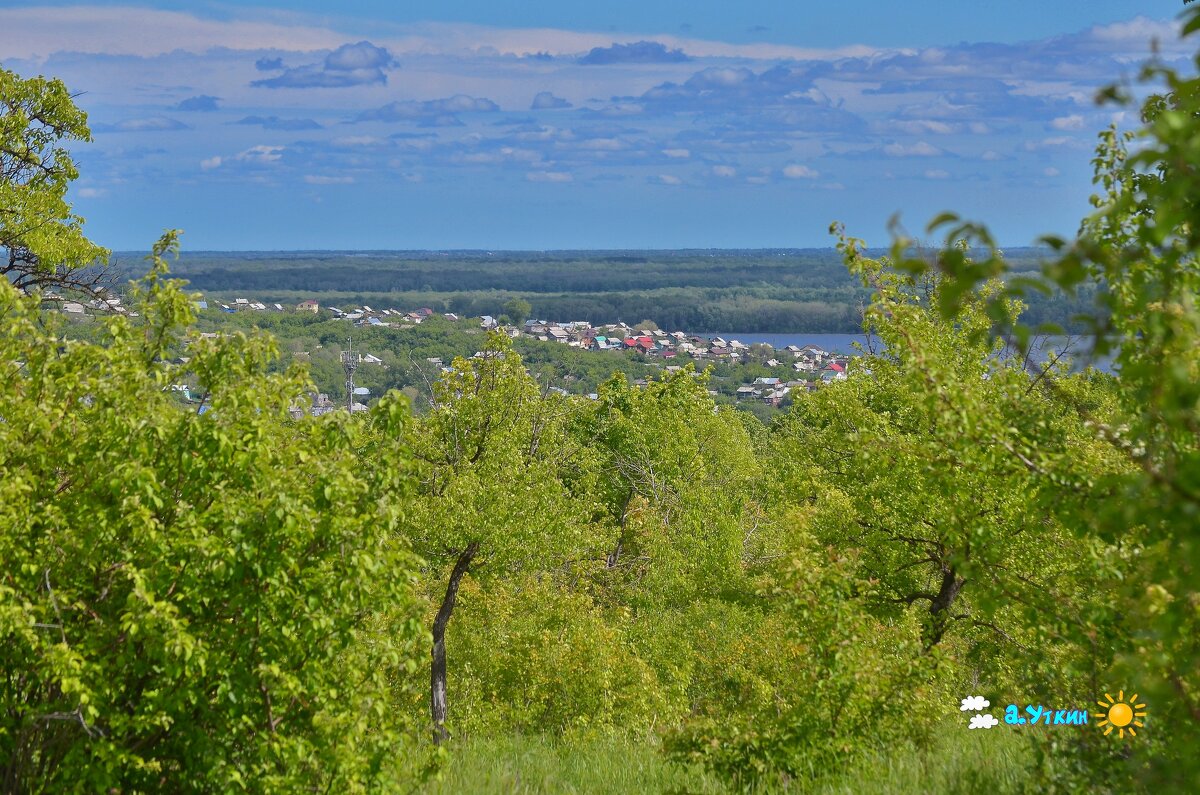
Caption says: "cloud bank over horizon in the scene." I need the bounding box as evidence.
[0,4,1189,249]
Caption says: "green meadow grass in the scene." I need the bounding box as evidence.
[410,726,1032,794]
[813,729,1029,795]
[415,734,722,795]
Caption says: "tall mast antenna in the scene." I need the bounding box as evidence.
[341,336,358,413]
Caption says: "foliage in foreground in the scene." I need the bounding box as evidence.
[862,12,1200,788]
[0,238,427,792]
[0,67,109,294]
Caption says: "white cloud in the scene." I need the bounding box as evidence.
[712,165,736,178]
[356,95,500,125]
[981,150,1004,161]
[304,175,354,184]
[530,91,571,110]
[325,40,391,70]
[174,95,220,112]
[894,120,957,136]
[1043,167,1061,177]
[883,141,941,157]
[0,6,344,58]
[578,137,626,151]
[1023,136,1084,151]
[657,174,682,185]
[77,187,107,198]
[332,135,388,147]
[968,714,999,729]
[687,67,753,87]
[375,21,887,60]
[579,41,690,65]
[924,169,950,179]
[498,147,541,163]
[235,145,285,164]
[253,41,394,89]
[96,117,188,133]
[662,148,691,159]
[960,696,991,711]
[200,156,223,170]
[1086,16,1182,50]
[526,170,572,182]
[782,164,819,179]
[1050,114,1085,131]
[453,146,542,166]
[456,152,499,164]
[587,103,645,117]
[0,7,890,61]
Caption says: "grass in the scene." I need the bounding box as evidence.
[404,726,1033,794]
[415,734,723,795]
[813,729,1030,795]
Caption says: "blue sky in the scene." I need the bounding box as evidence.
[1,2,1192,249]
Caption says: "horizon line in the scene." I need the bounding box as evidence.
[111,245,1053,255]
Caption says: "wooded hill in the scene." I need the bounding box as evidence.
[111,248,1099,333]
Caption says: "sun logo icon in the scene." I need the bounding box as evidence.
[1096,690,1147,738]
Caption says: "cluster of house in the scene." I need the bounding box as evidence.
[209,298,284,312]
[206,299,857,402]
[43,292,138,317]
[484,318,852,389]
[327,305,462,326]
[732,364,847,405]
[484,317,842,367]
[205,298,469,328]
[47,291,286,317]
[289,392,370,419]
[57,291,853,407]
[205,300,849,376]
[204,298,336,315]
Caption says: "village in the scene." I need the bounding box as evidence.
[47,291,854,409]
[272,297,850,406]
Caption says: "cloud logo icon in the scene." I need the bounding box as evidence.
[969,714,1000,729]
[960,696,990,711]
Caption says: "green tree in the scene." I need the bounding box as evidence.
[403,333,592,743]
[746,342,774,363]
[781,253,1124,655]
[501,297,531,326]
[0,67,109,295]
[670,260,1125,790]
[442,573,670,735]
[843,9,1200,786]
[576,367,762,604]
[665,544,934,790]
[0,235,426,792]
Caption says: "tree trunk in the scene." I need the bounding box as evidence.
[606,488,635,569]
[924,565,966,649]
[430,541,479,745]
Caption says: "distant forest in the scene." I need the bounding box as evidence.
[114,249,1099,333]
